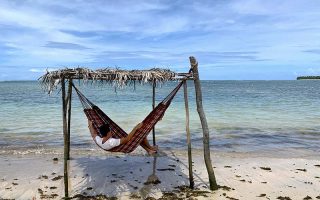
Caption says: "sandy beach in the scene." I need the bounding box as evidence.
[2,0,320,199]
[0,148,319,200]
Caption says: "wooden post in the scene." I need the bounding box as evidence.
[183,80,194,189]
[190,56,218,190]
[66,79,72,160]
[61,79,69,197]
[152,80,156,146]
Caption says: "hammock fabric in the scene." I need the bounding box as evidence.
[73,81,184,153]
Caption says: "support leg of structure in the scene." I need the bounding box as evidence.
[189,56,218,190]
[61,79,69,197]
[152,80,156,146]
[183,80,194,189]
[66,79,72,160]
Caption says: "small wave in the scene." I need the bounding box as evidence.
[296,130,320,136]
[0,128,12,133]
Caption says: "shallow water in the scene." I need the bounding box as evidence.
[0,80,319,156]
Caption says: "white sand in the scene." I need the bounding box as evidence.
[0,149,319,200]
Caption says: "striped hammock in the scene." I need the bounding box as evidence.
[73,82,183,153]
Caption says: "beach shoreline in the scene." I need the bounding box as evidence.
[0,149,319,200]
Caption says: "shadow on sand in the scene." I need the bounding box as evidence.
[70,150,192,199]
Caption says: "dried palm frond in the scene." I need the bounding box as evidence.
[39,67,178,94]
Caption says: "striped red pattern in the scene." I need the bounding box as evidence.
[84,102,170,153]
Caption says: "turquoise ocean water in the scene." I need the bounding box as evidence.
[0,80,319,156]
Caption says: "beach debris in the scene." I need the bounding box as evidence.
[144,179,161,185]
[128,183,138,190]
[51,175,63,181]
[86,187,93,190]
[37,188,43,195]
[261,181,267,184]
[277,196,292,200]
[159,192,180,200]
[257,194,266,197]
[217,185,235,191]
[52,157,58,161]
[316,195,320,199]
[239,179,246,182]
[129,193,141,199]
[303,196,312,200]
[144,174,161,185]
[37,188,58,199]
[224,166,232,168]
[72,194,116,200]
[12,182,18,185]
[157,168,175,171]
[304,181,313,184]
[165,185,211,199]
[49,186,57,190]
[226,196,239,200]
[50,194,58,198]
[260,167,272,171]
[38,175,48,179]
[296,168,307,172]
[314,164,320,167]
[145,197,156,200]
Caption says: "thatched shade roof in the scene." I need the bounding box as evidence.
[39,67,185,93]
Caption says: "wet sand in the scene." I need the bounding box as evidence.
[0,149,319,200]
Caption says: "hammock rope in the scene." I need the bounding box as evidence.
[72,81,184,153]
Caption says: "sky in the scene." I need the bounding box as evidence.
[0,0,320,80]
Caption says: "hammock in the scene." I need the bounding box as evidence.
[73,81,183,153]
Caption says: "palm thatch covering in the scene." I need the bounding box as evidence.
[39,67,181,94]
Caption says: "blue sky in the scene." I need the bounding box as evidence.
[0,0,320,80]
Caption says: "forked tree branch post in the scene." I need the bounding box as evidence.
[190,56,218,190]
[67,79,72,160]
[183,80,194,189]
[152,80,156,146]
[61,79,69,198]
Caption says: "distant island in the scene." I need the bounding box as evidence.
[297,76,320,80]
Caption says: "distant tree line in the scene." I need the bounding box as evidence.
[297,76,320,80]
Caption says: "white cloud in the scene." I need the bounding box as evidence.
[1,0,320,80]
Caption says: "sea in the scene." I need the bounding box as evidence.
[0,80,319,157]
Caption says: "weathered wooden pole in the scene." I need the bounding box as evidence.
[183,80,194,189]
[61,78,69,197]
[66,79,72,160]
[190,56,218,190]
[152,80,156,146]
